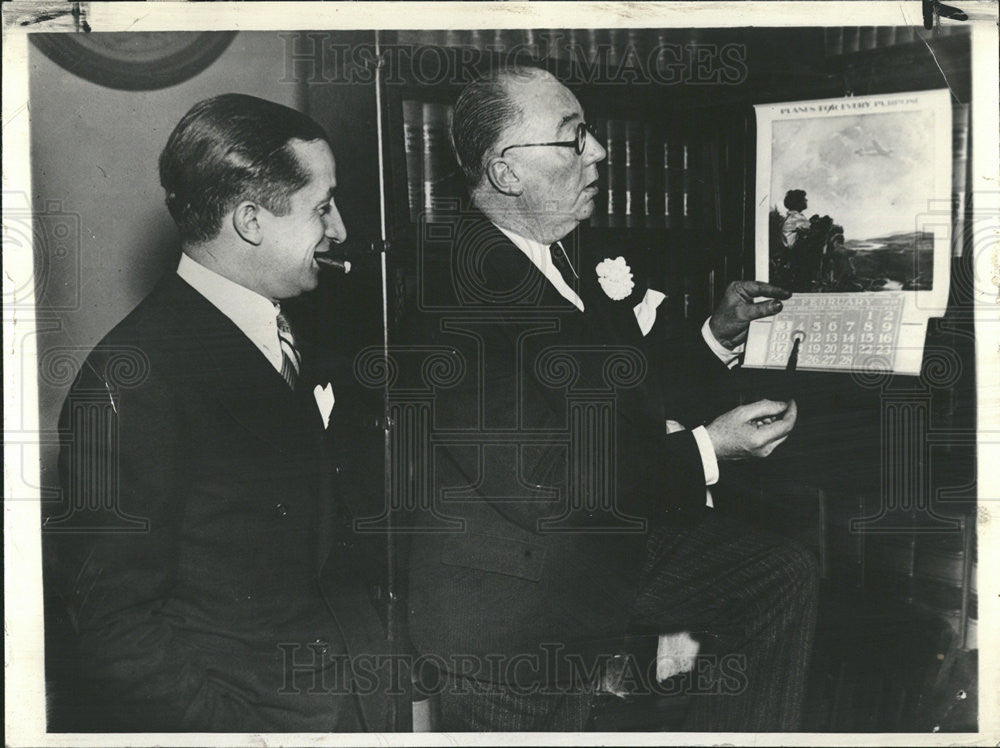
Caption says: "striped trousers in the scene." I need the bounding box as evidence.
[438,511,819,731]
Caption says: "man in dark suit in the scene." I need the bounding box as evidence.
[43,94,391,732]
[405,67,817,731]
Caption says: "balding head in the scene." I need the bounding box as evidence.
[451,66,555,188]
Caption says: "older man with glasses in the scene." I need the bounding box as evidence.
[405,66,816,732]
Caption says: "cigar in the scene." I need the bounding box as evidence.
[315,255,351,273]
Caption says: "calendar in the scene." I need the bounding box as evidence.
[743,294,904,372]
[747,90,953,375]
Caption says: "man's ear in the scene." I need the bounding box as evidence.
[232,200,263,246]
[485,158,523,197]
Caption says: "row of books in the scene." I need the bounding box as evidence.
[403,99,706,228]
[395,28,693,66]
[822,24,967,56]
[394,27,966,65]
[401,100,456,224]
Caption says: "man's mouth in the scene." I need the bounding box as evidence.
[582,180,599,197]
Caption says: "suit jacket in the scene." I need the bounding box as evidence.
[405,211,731,685]
[43,273,392,732]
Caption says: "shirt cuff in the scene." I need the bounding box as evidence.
[691,425,719,487]
[701,317,743,369]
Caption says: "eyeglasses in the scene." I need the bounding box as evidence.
[499,121,596,158]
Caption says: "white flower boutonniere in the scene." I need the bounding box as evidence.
[595,256,635,301]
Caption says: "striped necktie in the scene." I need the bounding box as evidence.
[275,308,301,390]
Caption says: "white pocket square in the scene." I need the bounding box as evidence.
[313,382,335,429]
[633,288,666,337]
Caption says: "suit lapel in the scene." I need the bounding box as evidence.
[165,275,324,459]
[468,217,581,313]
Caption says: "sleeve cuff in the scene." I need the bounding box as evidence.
[691,425,719,487]
[701,318,743,369]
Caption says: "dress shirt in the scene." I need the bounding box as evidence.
[495,225,585,312]
[177,255,335,425]
[492,223,726,488]
[177,253,287,374]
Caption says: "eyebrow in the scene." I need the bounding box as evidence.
[315,186,336,206]
[557,112,580,133]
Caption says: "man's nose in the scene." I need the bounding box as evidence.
[584,134,607,165]
[325,199,347,243]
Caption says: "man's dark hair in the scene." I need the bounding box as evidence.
[451,66,548,187]
[783,189,807,212]
[159,93,330,243]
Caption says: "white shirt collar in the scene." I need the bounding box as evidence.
[176,253,284,372]
[492,224,585,312]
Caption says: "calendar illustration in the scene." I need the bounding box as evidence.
[747,90,952,375]
[744,294,904,372]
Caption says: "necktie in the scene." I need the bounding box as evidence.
[548,242,579,287]
[275,308,301,391]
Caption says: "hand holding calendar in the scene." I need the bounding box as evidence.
[708,280,792,350]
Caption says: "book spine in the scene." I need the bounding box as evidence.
[824,27,844,57]
[543,29,565,61]
[590,118,608,227]
[625,28,643,68]
[468,29,486,49]
[843,27,860,54]
[608,29,625,67]
[403,99,424,223]
[491,29,522,54]
[876,26,896,48]
[644,123,665,228]
[606,119,627,228]
[625,121,644,228]
[422,102,452,221]
[565,28,580,57]
[522,29,537,51]
[583,28,601,70]
[682,141,691,221]
[394,30,423,46]
[663,136,672,227]
[683,274,711,320]
[859,26,877,51]
[565,29,578,60]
